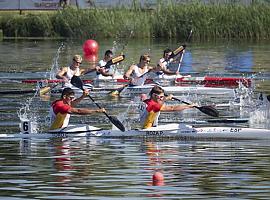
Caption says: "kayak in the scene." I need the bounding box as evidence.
[22,75,252,88]
[119,84,235,97]
[1,123,270,140]
[3,83,236,97]
[0,84,117,95]
[162,75,252,88]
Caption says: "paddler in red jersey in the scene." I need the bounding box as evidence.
[139,85,196,129]
[49,87,105,130]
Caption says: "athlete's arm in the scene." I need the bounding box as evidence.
[68,107,105,114]
[56,67,69,82]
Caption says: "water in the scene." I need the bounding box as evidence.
[1,139,270,199]
[0,38,270,199]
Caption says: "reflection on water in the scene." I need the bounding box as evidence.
[225,50,253,72]
[1,139,270,199]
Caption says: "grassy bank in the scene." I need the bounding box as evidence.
[0,3,270,40]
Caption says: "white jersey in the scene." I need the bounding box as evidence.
[97,60,114,79]
[156,58,171,78]
[64,66,80,87]
[131,65,149,86]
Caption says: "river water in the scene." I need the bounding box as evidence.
[0,38,270,199]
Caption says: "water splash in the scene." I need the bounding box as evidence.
[113,97,143,130]
[48,43,65,80]
[16,44,65,133]
[17,95,40,133]
[112,29,134,54]
[233,82,256,109]
[112,102,134,131]
[249,94,270,129]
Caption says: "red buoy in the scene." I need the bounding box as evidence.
[152,171,164,186]
[83,39,99,62]
[84,54,98,62]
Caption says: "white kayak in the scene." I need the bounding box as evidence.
[119,84,235,97]
[1,123,270,140]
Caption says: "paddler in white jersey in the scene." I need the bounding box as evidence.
[49,87,105,130]
[97,50,115,79]
[123,53,179,86]
[56,55,98,88]
[156,48,180,79]
[123,54,155,86]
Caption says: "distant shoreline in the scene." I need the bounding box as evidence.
[0,3,270,40]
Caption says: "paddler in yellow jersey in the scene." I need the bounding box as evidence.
[49,88,105,130]
[139,85,196,129]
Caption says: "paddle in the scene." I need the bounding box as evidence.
[39,82,60,95]
[171,96,219,117]
[104,55,125,69]
[267,95,270,102]
[39,55,125,96]
[71,75,125,132]
[109,68,153,96]
[166,29,193,62]
[175,49,185,74]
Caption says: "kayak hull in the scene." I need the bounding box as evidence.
[119,85,235,97]
[1,123,269,140]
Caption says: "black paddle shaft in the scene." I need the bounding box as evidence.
[172,97,219,118]
[71,76,125,132]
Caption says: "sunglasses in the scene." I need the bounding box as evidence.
[73,59,82,64]
[145,59,151,63]
[68,95,75,100]
[154,93,165,100]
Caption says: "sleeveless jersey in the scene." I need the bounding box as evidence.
[64,66,80,87]
[96,60,114,79]
[156,58,170,78]
[139,99,164,128]
[49,100,71,130]
[131,65,149,86]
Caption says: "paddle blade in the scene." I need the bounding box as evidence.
[39,86,51,96]
[104,55,125,69]
[267,95,270,102]
[173,45,185,56]
[71,76,84,89]
[197,106,219,117]
[108,116,125,132]
[111,55,125,64]
[39,83,59,96]
[109,84,129,96]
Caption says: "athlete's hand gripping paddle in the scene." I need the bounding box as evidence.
[71,76,125,132]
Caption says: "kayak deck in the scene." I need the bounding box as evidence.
[1,123,270,140]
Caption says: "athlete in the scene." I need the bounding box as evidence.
[56,55,98,87]
[49,87,105,130]
[156,48,180,78]
[97,50,115,79]
[123,53,154,86]
[139,85,195,129]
